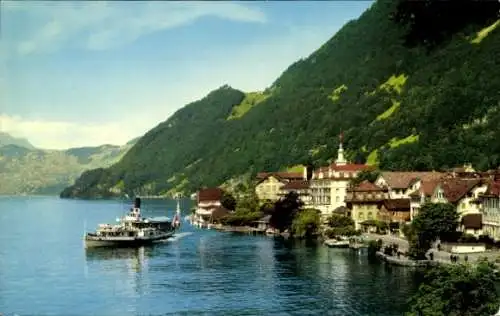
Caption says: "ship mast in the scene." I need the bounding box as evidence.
[176,193,181,216]
[173,193,181,228]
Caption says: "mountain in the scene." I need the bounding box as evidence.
[0,132,35,149]
[61,0,500,199]
[0,142,136,195]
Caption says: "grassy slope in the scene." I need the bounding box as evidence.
[61,0,500,198]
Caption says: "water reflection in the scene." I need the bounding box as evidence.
[84,246,154,303]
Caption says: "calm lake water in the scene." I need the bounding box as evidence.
[0,196,418,315]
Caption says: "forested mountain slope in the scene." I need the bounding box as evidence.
[60,0,500,199]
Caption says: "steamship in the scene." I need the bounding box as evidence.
[84,197,181,248]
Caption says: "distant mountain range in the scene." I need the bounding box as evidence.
[0,132,35,149]
[0,132,140,195]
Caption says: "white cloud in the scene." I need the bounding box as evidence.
[4,1,266,56]
[0,114,146,149]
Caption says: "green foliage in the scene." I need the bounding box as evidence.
[407,260,500,316]
[368,239,383,256]
[62,0,500,199]
[221,191,237,211]
[220,183,262,226]
[270,191,303,233]
[220,209,262,226]
[291,208,321,239]
[391,0,499,48]
[325,214,359,238]
[260,200,275,215]
[407,203,459,259]
[350,169,381,186]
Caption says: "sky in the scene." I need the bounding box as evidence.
[1,1,373,150]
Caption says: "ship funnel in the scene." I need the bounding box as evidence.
[134,197,141,209]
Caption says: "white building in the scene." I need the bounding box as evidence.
[309,136,371,220]
[192,187,230,228]
[479,179,500,240]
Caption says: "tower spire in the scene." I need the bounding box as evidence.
[335,130,346,165]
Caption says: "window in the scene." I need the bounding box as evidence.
[367,212,373,219]
[336,196,339,202]
[358,212,364,220]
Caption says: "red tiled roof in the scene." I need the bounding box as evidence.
[198,187,224,202]
[281,180,310,190]
[486,180,500,196]
[383,198,411,211]
[439,178,482,203]
[410,179,442,198]
[461,213,482,229]
[380,172,445,189]
[350,180,384,192]
[421,180,441,196]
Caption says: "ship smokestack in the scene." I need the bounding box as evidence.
[134,197,141,209]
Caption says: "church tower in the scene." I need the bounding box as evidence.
[335,131,347,166]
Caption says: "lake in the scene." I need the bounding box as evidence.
[0,196,418,315]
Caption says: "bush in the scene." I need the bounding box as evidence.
[291,208,321,239]
[221,211,262,226]
[459,233,478,243]
[478,234,496,249]
[324,227,359,238]
[368,239,383,256]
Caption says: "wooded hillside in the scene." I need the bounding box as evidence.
[60,0,500,199]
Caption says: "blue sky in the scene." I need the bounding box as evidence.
[1,1,372,149]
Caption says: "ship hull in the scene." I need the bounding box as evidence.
[84,231,175,248]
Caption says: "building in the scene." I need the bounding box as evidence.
[378,198,411,226]
[310,134,371,219]
[345,181,388,231]
[278,180,311,205]
[479,178,500,240]
[428,178,489,236]
[430,178,488,215]
[460,213,483,236]
[255,170,305,201]
[408,179,441,220]
[192,187,230,228]
[375,171,445,199]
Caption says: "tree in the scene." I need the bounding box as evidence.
[260,200,275,215]
[407,260,500,316]
[350,169,381,187]
[325,213,358,238]
[270,191,303,232]
[391,0,500,48]
[407,202,459,259]
[292,208,321,239]
[221,191,236,211]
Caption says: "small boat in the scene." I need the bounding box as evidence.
[84,197,181,248]
[324,239,350,248]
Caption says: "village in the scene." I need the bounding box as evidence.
[190,136,500,265]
